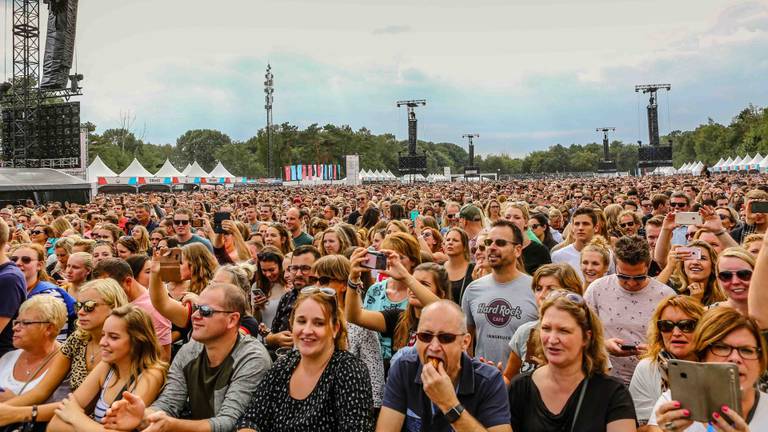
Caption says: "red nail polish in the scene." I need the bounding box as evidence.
[722,405,729,413]
[673,401,681,408]
[713,412,720,419]
[683,410,690,417]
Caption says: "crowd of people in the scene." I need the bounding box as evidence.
[0,172,766,431]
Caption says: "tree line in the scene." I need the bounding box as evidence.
[86,103,768,177]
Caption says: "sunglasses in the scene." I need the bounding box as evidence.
[717,270,753,282]
[616,273,648,282]
[314,276,334,286]
[483,238,518,248]
[76,300,105,313]
[529,224,541,230]
[9,256,33,264]
[657,319,697,333]
[619,222,635,228]
[670,202,688,208]
[30,230,44,235]
[301,286,337,297]
[173,219,190,225]
[446,214,457,220]
[415,332,465,344]
[192,304,235,318]
[473,244,487,253]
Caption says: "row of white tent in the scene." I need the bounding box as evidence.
[651,154,768,176]
[359,169,398,181]
[358,169,452,183]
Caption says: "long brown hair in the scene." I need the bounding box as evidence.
[692,307,768,371]
[108,305,168,384]
[182,243,218,294]
[392,262,450,351]
[290,291,348,351]
[672,241,726,306]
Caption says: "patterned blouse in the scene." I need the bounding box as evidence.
[60,333,90,390]
[236,349,374,432]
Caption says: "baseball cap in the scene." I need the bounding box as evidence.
[459,204,483,222]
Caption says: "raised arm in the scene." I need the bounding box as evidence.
[148,252,189,327]
[654,213,675,268]
[750,239,768,329]
[345,248,387,332]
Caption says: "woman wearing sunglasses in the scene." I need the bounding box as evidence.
[503,263,582,385]
[10,243,77,342]
[650,307,768,431]
[629,295,704,426]
[311,254,385,410]
[0,279,128,427]
[508,291,637,432]
[236,287,374,431]
[710,247,755,316]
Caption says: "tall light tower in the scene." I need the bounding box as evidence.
[462,134,479,178]
[596,127,617,173]
[264,64,274,178]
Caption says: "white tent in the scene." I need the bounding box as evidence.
[721,157,734,172]
[761,156,768,173]
[747,154,764,171]
[186,161,210,178]
[119,158,153,178]
[690,161,704,175]
[154,159,184,178]
[727,156,743,171]
[181,163,192,176]
[209,161,236,178]
[738,155,753,171]
[678,162,690,173]
[712,158,725,173]
[86,155,117,181]
[385,170,396,180]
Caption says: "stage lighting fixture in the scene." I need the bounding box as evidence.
[69,73,83,92]
[0,82,11,96]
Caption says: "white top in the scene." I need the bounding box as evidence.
[551,244,583,278]
[649,389,768,431]
[629,357,663,424]
[0,350,48,395]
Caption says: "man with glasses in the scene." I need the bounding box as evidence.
[173,208,213,253]
[347,193,370,225]
[378,300,511,431]
[461,220,538,369]
[440,202,461,236]
[103,282,272,432]
[584,235,674,385]
[0,219,27,357]
[265,245,321,349]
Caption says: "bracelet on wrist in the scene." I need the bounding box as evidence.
[347,279,363,291]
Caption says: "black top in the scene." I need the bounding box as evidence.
[236,350,374,432]
[522,241,552,275]
[450,262,475,305]
[508,372,636,432]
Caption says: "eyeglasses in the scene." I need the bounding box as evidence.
[619,221,635,228]
[301,286,337,297]
[93,234,112,240]
[483,238,518,248]
[529,223,541,230]
[9,256,34,264]
[657,319,697,333]
[717,270,753,282]
[75,300,106,313]
[173,219,190,225]
[30,230,44,236]
[446,214,457,220]
[670,202,688,208]
[708,343,761,360]
[616,273,648,282]
[415,332,465,344]
[192,304,235,318]
[288,264,313,273]
[12,320,50,328]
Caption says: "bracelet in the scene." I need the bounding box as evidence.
[347,279,363,291]
[31,405,38,423]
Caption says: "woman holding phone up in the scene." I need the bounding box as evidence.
[650,307,768,431]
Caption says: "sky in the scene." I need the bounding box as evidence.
[3,0,767,157]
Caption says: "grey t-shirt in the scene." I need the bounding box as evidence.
[461,273,538,367]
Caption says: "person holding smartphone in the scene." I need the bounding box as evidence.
[650,307,768,431]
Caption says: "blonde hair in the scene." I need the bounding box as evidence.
[75,279,129,341]
[131,225,151,254]
[50,217,73,238]
[381,231,422,267]
[642,295,705,362]
[20,294,67,331]
[673,241,726,306]
[10,243,54,283]
[718,246,756,269]
[319,226,352,256]
[108,305,168,384]
[538,295,609,376]
[532,263,583,295]
[312,255,351,282]
[69,251,94,274]
[182,243,218,294]
[581,235,611,266]
[692,307,768,371]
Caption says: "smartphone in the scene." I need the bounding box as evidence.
[620,344,638,351]
[251,288,265,298]
[750,201,768,214]
[409,210,419,221]
[192,218,204,228]
[669,359,741,423]
[15,224,23,230]
[361,251,387,270]
[675,212,702,225]
[158,248,182,282]
[677,247,702,260]
[213,212,231,234]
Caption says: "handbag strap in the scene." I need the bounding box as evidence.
[17,346,60,395]
[569,377,589,432]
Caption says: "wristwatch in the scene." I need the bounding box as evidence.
[444,404,464,423]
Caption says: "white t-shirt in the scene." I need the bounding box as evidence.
[552,243,615,281]
[629,357,663,424]
[648,389,768,431]
[0,350,48,395]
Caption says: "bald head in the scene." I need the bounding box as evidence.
[419,300,467,333]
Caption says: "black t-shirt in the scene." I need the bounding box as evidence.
[450,262,475,305]
[522,241,552,275]
[508,372,636,432]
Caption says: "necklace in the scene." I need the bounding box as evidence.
[86,341,98,368]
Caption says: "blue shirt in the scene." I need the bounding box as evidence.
[29,281,77,342]
[0,261,27,357]
[382,350,510,431]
